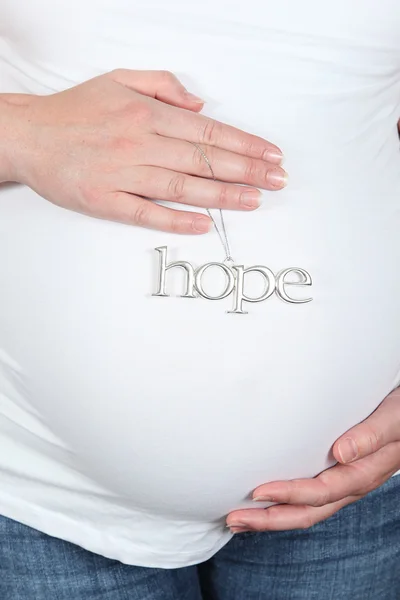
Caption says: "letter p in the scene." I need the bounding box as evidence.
[228,266,276,314]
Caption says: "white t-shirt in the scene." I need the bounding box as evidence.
[0,0,399,569]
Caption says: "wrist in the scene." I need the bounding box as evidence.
[0,93,34,183]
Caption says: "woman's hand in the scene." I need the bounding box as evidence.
[1,69,286,233]
[226,387,400,533]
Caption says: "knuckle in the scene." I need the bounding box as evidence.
[107,68,131,82]
[300,507,316,530]
[365,424,383,454]
[114,67,126,76]
[264,166,274,186]
[107,67,122,79]
[240,139,263,159]
[314,490,330,508]
[215,184,231,209]
[156,70,177,85]
[284,480,308,505]
[130,102,153,125]
[109,136,134,154]
[132,201,152,227]
[280,481,296,504]
[167,174,187,202]
[200,119,221,146]
[356,464,381,492]
[312,477,331,507]
[191,145,211,176]
[243,158,260,184]
[265,506,280,521]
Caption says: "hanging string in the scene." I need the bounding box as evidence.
[190,142,234,263]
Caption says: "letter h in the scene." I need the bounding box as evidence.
[152,246,196,298]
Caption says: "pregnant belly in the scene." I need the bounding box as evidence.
[1,173,399,521]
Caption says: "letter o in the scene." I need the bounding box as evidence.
[194,262,235,300]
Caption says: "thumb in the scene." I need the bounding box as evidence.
[333,387,400,464]
[110,68,205,112]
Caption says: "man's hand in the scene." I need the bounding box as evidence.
[226,387,400,533]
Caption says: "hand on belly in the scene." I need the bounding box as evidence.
[1,69,287,233]
[227,387,400,533]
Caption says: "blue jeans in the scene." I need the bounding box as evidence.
[1,476,399,600]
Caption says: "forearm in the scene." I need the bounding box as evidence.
[0,93,33,183]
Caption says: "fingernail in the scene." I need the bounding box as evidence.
[229,527,252,534]
[267,168,288,189]
[185,91,205,104]
[338,438,358,463]
[240,189,261,208]
[264,149,284,165]
[193,217,212,233]
[226,522,248,528]
[252,496,274,502]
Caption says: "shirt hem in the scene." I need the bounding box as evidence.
[0,491,233,569]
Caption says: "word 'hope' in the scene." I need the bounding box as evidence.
[153,247,313,314]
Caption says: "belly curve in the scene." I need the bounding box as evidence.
[1,177,399,521]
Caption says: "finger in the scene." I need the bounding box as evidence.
[227,496,358,532]
[120,166,262,210]
[138,136,288,191]
[82,191,212,233]
[153,102,284,165]
[333,388,400,464]
[109,68,205,112]
[251,442,400,507]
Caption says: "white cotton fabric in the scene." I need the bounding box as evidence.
[0,0,399,568]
